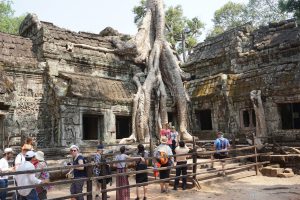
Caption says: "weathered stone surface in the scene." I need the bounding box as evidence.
[184,19,300,140]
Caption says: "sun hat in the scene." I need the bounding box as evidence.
[70,145,79,151]
[25,151,36,158]
[35,151,45,161]
[3,148,13,154]
[160,136,168,144]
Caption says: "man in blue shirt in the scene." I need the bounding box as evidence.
[213,132,230,175]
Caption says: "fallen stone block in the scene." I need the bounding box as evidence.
[270,168,284,177]
[260,166,273,176]
[277,172,294,178]
[283,168,293,173]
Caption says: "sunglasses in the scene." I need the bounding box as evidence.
[70,150,77,152]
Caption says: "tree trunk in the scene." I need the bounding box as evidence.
[250,90,267,141]
[118,0,193,144]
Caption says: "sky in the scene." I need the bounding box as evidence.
[12,0,248,41]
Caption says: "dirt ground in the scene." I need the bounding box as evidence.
[48,175,300,200]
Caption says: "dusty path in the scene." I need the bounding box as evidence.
[48,175,300,200]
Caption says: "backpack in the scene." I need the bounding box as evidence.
[216,139,228,155]
[157,151,168,165]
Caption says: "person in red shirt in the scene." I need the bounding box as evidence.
[160,123,171,144]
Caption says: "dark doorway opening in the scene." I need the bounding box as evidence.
[195,110,213,130]
[116,116,132,139]
[279,103,300,129]
[168,112,174,126]
[82,114,103,140]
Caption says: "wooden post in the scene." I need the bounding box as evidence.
[252,133,259,175]
[86,157,93,200]
[149,135,154,166]
[192,137,197,185]
[101,155,108,200]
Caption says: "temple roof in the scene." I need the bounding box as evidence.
[59,72,136,103]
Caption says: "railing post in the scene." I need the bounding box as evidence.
[101,156,108,200]
[252,133,259,175]
[192,136,197,185]
[86,157,93,200]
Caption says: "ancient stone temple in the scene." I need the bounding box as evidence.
[0,14,143,148]
[0,14,299,148]
[183,19,300,143]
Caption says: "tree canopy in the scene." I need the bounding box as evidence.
[133,0,204,61]
[208,0,291,37]
[279,0,300,20]
[0,0,25,35]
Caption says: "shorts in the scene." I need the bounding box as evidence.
[159,169,170,180]
[213,153,228,161]
[70,180,84,200]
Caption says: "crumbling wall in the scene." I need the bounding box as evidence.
[184,19,300,142]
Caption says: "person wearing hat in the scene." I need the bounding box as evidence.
[94,144,111,199]
[154,136,174,194]
[67,145,87,200]
[34,151,50,200]
[15,144,32,169]
[15,151,46,200]
[0,148,15,200]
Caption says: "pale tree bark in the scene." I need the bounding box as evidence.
[118,0,193,144]
[250,90,267,146]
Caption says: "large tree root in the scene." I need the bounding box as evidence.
[114,0,193,144]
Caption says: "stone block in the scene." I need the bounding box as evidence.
[283,168,293,173]
[277,172,294,178]
[270,168,284,177]
[260,166,284,177]
[260,166,272,176]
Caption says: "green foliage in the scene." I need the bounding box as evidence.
[208,0,290,37]
[133,1,204,60]
[213,2,247,31]
[279,0,300,20]
[133,0,147,25]
[246,0,289,26]
[0,0,25,35]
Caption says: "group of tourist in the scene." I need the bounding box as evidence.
[0,137,50,200]
[0,127,230,200]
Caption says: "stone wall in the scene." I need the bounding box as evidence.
[184,19,300,142]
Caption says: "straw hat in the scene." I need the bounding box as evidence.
[35,151,45,161]
[160,136,168,144]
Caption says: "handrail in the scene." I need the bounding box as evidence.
[0,152,270,192]
[0,145,257,177]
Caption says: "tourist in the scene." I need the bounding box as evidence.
[34,151,50,200]
[154,136,173,193]
[15,144,32,169]
[15,151,46,200]
[174,141,190,190]
[115,146,130,200]
[170,126,179,155]
[213,132,230,174]
[135,144,148,200]
[67,145,86,200]
[94,144,111,199]
[160,123,171,141]
[25,137,35,150]
[0,148,15,200]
